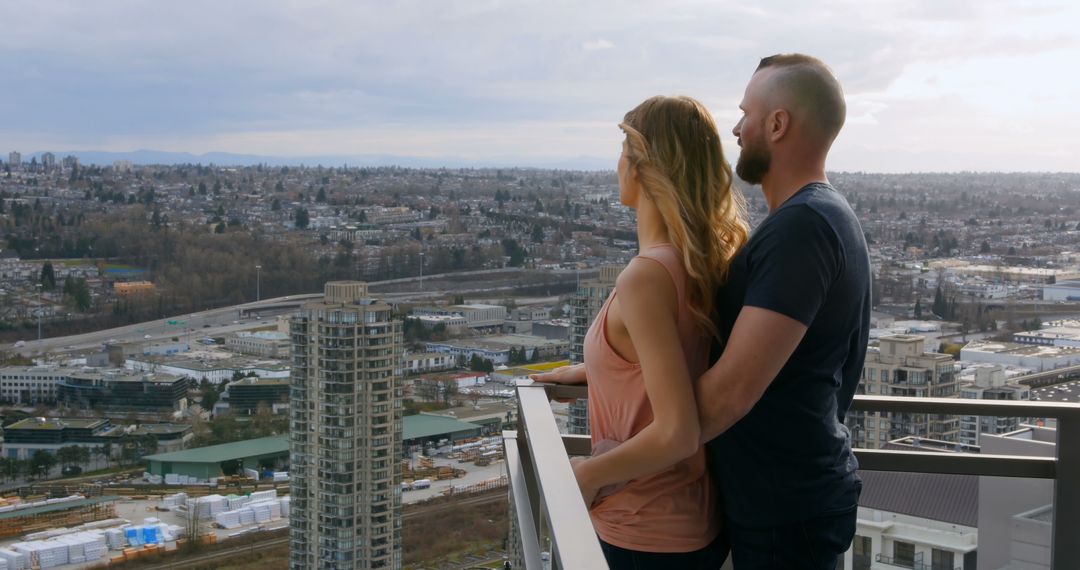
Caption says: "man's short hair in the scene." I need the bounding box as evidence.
[757,54,846,141]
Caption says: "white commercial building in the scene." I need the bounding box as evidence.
[226,331,290,358]
[424,341,509,365]
[125,357,289,384]
[1013,319,1080,348]
[978,426,1056,570]
[413,303,507,330]
[957,364,1031,446]
[0,365,74,405]
[847,438,979,570]
[960,341,1080,372]
[1041,279,1080,301]
[402,352,455,374]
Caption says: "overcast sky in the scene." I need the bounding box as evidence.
[1,0,1077,172]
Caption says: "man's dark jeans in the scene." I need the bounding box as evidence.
[725,508,856,570]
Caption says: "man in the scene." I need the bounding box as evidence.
[696,54,870,569]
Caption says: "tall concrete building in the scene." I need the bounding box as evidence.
[7,151,20,168]
[957,364,1030,446]
[289,281,404,570]
[850,334,960,449]
[41,152,56,170]
[567,265,622,435]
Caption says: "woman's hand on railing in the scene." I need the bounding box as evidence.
[529,363,587,385]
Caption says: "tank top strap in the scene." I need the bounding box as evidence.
[635,244,688,311]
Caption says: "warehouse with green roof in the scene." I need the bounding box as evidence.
[143,436,289,478]
[143,414,484,478]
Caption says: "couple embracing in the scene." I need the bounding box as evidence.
[534,53,870,570]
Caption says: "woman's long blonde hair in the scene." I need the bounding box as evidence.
[620,95,749,340]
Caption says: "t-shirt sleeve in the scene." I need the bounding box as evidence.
[743,206,842,326]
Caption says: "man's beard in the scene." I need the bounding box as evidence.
[735,139,770,185]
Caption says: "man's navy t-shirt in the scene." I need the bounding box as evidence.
[707,182,870,528]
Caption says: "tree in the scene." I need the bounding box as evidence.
[914,298,923,320]
[252,402,275,434]
[295,208,310,229]
[271,197,281,211]
[30,449,57,479]
[119,436,139,466]
[40,261,57,290]
[201,384,220,410]
[57,445,79,470]
[63,277,91,311]
[316,187,327,203]
[101,441,113,468]
[139,434,159,457]
[980,240,991,254]
[932,285,946,318]
[0,457,20,482]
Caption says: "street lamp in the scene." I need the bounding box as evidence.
[35,283,43,341]
[255,265,262,302]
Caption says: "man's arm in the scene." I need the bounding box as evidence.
[696,305,808,443]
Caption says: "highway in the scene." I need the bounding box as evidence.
[4,267,589,357]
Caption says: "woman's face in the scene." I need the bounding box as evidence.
[617,140,638,208]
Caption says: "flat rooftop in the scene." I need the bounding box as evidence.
[5,418,108,431]
[143,436,288,464]
[134,423,192,435]
[0,495,120,522]
[404,414,483,441]
[963,341,1080,356]
[1031,380,1080,402]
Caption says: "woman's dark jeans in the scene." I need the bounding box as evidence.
[599,533,729,570]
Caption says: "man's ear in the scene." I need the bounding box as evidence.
[768,109,790,143]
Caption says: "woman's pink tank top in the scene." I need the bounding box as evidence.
[583,243,719,552]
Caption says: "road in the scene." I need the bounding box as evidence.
[151,535,289,570]
[5,267,590,357]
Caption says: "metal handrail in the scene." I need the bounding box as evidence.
[508,382,1080,569]
[875,553,960,570]
[503,384,606,570]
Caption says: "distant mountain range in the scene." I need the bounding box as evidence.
[21,149,613,171]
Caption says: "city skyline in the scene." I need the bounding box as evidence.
[1,0,1077,173]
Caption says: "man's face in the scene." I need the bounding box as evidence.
[733,71,772,185]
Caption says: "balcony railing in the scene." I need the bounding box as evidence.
[874,553,959,570]
[505,383,1080,569]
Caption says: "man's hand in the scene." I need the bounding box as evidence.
[570,456,599,508]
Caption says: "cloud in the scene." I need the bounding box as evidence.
[582,39,615,51]
[0,0,1077,172]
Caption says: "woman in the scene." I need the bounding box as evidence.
[532,95,748,568]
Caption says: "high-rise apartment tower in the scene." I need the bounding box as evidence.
[567,265,623,435]
[290,281,404,570]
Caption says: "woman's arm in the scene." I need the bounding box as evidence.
[572,259,701,504]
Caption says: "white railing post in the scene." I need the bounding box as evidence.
[1052,415,1080,568]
